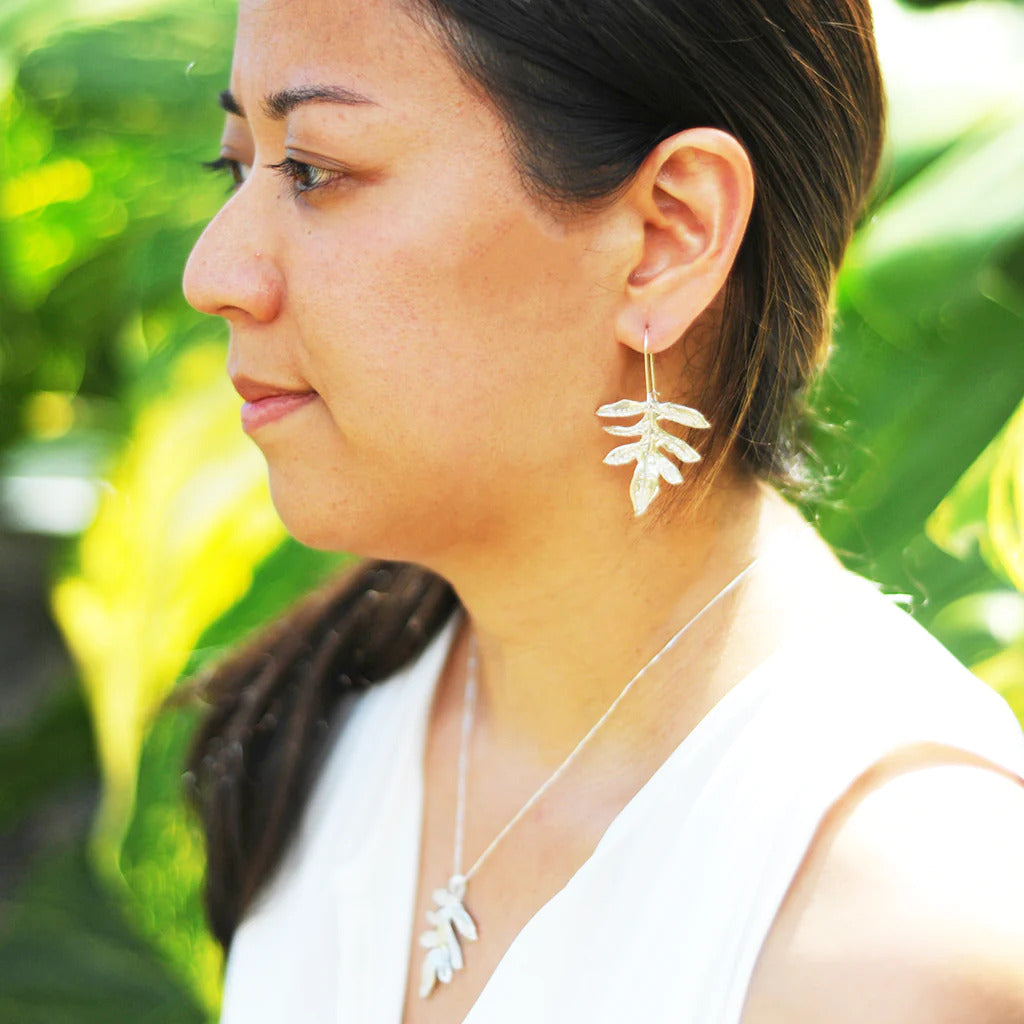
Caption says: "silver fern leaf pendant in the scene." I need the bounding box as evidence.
[596,331,710,517]
[418,873,478,998]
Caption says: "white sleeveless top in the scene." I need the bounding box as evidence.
[218,568,1024,1023]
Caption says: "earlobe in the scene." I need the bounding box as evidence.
[615,128,754,354]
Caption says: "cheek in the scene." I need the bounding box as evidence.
[278,169,611,505]
[299,217,514,397]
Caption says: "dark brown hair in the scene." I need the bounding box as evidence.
[181,0,885,951]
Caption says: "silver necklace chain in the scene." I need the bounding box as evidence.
[455,552,763,882]
[417,551,766,998]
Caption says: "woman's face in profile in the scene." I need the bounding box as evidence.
[183,0,632,558]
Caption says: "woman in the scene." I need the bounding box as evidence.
[181,0,1024,1021]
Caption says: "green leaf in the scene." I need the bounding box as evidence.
[809,117,1024,588]
[0,844,208,1024]
[928,396,1024,590]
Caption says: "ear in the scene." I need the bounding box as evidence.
[613,127,754,354]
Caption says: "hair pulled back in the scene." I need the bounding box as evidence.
[182,0,886,950]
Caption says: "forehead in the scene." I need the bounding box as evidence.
[231,0,463,117]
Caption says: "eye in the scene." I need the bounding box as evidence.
[201,156,250,193]
[265,156,345,197]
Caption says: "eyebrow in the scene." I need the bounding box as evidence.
[218,84,378,120]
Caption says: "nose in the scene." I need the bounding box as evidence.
[182,189,284,324]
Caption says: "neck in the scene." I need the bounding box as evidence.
[422,468,807,768]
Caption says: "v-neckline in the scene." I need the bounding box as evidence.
[401,605,783,1022]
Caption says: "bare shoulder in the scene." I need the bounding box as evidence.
[741,753,1024,1024]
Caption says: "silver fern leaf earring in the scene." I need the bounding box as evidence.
[596,325,711,517]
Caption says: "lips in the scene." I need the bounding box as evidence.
[230,374,317,433]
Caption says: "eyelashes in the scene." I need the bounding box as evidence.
[265,157,344,196]
[201,156,247,193]
[200,154,248,192]
[200,155,346,198]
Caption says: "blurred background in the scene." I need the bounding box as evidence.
[0,0,1022,1019]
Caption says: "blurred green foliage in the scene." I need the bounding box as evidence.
[0,0,1022,1020]
[1,2,236,448]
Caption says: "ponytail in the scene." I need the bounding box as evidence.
[179,559,459,949]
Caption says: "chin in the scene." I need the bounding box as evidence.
[265,458,481,566]
[270,498,361,555]
[264,473,352,552]
[266,477,416,563]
